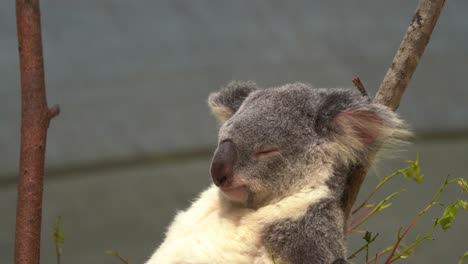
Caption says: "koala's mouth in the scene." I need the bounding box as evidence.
[219,185,248,202]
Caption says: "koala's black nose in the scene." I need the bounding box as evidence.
[210,140,237,187]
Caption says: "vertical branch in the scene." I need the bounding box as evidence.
[14,1,59,264]
[343,0,446,223]
[374,0,446,110]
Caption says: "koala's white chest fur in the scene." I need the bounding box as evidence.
[146,185,330,264]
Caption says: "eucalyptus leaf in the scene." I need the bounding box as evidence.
[458,178,468,193]
[53,216,64,255]
[458,251,468,264]
[439,203,460,230]
[459,200,468,210]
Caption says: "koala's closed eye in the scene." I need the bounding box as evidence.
[254,146,280,159]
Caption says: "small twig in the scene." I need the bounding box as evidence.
[55,243,61,264]
[348,232,379,260]
[352,77,369,97]
[349,189,405,234]
[115,254,129,264]
[349,206,373,230]
[352,189,377,216]
[384,216,419,264]
[389,221,437,263]
[352,165,414,217]
[48,104,61,120]
[367,250,388,264]
[383,175,450,263]
[106,251,130,264]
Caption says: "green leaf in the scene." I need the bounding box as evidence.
[398,244,414,259]
[402,169,411,179]
[458,178,468,193]
[459,251,468,264]
[271,254,287,264]
[380,203,393,210]
[374,157,423,191]
[363,231,372,243]
[397,226,403,240]
[415,233,421,240]
[348,232,379,260]
[53,216,64,255]
[459,200,468,210]
[414,173,424,183]
[438,203,460,230]
[402,158,424,183]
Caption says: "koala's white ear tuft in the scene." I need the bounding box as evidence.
[208,81,258,124]
[208,95,235,123]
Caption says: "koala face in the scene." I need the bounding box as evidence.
[209,82,408,208]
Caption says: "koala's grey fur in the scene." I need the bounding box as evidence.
[262,175,347,264]
[146,81,409,264]
[210,81,407,205]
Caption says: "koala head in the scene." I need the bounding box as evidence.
[208,81,409,208]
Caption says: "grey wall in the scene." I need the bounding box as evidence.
[1,1,467,263]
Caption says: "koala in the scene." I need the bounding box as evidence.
[146,81,409,264]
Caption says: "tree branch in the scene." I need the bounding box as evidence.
[374,0,446,110]
[14,1,59,264]
[342,0,446,223]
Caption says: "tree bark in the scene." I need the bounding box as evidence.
[14,1,59,264]
[342,0,446,221]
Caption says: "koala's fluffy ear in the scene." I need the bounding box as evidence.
[208,81,258,123]
[332,105,411,164]
[315,90,411,164]
[335,110,384,146]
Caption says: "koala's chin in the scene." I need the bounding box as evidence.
[219,184,248,203]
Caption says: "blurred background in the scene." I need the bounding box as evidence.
[1,1,467,263]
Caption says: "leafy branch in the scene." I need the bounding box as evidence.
[346,156,468,264]
[349,189,406,235]
[348,231,379,261]
[459,251,468,264]
[349,158,424,234]
[352,167,468,264]
[381,175,452,263]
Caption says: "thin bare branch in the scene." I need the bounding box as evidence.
[352,77,369,97]
[14,0,59,263]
